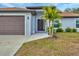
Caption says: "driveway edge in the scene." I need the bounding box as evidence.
[11,37,26,56]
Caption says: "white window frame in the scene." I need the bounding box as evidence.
[76,18,79,28]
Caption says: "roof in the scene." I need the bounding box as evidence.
[59,12,79,18]
[0,8,79,17]
[0,8,34,12]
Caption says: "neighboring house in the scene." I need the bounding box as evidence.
[0,7,79,36]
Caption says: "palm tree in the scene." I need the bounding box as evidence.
[42,6,62,37]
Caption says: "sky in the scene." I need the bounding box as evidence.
[0,3,79,11]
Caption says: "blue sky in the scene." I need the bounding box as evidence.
[0,3,79,11]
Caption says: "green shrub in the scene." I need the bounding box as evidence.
[65,27,72,32]
[56,28,63,32]
[65,27,77,32]
[72,28,77,32]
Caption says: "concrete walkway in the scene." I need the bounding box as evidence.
[25,33,49,43]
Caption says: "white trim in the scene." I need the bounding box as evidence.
[24,14,27,36]
[76,18,79,29]
[35,10,44,12]
[35,17,37,32]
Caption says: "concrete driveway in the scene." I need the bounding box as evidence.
[0,35,25,56]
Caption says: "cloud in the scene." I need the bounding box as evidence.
[0,3,15,7]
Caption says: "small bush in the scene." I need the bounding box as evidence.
[65,27,77,32]
[65,27,72,32]
[56,28,63,32]
[72,28,77,32]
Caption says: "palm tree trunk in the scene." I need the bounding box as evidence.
[52,21,54,37]
[52,21,57,38]
[48,20,50,35]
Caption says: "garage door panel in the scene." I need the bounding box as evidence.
[0,16,24,35]
[4,25,23,29]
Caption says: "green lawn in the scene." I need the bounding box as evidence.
[15,33,79,56]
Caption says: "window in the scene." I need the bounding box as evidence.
[54,20,61,28]
[54,22,59,28]
[76,20,79,28]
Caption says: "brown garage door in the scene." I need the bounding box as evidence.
[0,16,24,35]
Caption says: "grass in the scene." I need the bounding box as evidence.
[15,33,79,56]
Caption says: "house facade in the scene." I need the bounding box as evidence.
[0,7,79,36]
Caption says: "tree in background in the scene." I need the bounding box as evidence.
[64,8,79,13]
[64,8,72,12]
[72,8,79,13]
